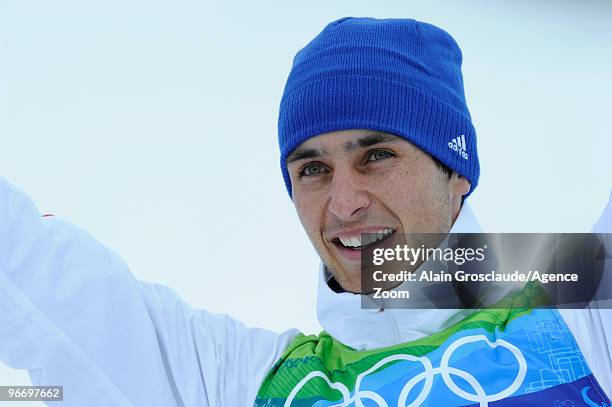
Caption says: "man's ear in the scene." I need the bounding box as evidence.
[451,173,471,197]
[449,174,470,219]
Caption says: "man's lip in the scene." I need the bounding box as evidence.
[331,242,363,261]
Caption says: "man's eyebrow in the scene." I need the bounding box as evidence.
[286,133,399,163]
[344,133,400,151]
[286,147,325,164]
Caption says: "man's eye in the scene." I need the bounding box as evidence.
[300,163,329,177]
[366,150,395,162]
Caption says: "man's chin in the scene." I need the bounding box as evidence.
[337,278,362,294]
[326,265,362,293]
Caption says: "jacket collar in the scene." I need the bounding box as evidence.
[316,202,483,350]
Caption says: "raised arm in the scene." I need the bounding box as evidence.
[0,178,297,406]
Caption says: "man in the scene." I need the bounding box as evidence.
[1,17,610,406]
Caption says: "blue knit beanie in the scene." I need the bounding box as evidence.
[278,17,479,198]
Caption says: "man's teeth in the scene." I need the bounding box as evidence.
[338,228,394,248]
[339,236,361,247]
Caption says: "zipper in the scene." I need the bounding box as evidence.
[380,305,401,345]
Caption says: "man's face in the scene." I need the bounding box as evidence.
[287,129,470,293]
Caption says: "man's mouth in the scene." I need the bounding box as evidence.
[332,228,396,251]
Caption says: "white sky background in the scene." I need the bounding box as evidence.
[1,0,611,396]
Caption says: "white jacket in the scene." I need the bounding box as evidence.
[1,178,610,406]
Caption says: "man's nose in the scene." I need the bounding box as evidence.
[327,170,370,221]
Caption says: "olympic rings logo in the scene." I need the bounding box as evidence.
[284,334,527,407]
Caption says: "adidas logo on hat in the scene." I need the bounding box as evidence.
[448,135,469,160]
